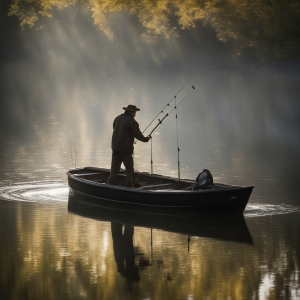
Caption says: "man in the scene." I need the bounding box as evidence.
[107,104,151,187]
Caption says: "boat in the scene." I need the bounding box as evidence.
[68,193,253,245]
[67,167,254,213]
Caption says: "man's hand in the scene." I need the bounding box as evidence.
[147,135,152,141]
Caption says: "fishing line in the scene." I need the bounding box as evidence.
[175,96,180,182]
[145,30,263,136]
[150,138,153,175]
[141,67,205,134]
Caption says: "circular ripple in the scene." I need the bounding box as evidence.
[0,181,69,203]
[1,182,299,216]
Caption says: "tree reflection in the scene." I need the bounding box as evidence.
[7,0,300,61]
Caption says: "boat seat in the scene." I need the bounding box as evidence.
[138,183,176,190]
[74,173,100,177]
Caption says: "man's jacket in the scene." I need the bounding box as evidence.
[111,112,148,154]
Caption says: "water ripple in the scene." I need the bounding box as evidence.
[244,203,300,217]
[0,181,69,203]
[0,182,299,216]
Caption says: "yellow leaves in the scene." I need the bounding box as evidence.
[8,0,80,27]
[6,0,300,59]
[8,0,52,27]
[87,1,115,40]
[173,0,206,29]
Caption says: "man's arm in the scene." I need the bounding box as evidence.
[131,121,150,142]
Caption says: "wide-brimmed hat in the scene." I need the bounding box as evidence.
[123,104,140,112]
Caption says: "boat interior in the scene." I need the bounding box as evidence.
[68,167,238,191]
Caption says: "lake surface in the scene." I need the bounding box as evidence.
[1,1,300,299]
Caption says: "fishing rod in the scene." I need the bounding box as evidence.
[145,30,263,137]
[142,67,204,134]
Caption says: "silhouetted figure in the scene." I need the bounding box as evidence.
[107,104,151,187]
[111,222,140,281]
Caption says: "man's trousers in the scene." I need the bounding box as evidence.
[107,151,134,187]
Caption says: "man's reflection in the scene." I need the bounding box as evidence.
[111,222,140,281]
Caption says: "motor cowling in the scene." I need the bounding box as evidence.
[192,169,214,190]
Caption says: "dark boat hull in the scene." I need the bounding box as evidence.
[67,167,254,213]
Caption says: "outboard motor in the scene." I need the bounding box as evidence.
[192,169,214,190]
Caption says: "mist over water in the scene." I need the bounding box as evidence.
[1,1,300,299]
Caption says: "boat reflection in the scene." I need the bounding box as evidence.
[68,193,253,245]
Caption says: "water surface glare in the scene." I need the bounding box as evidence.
[1,1,300,299]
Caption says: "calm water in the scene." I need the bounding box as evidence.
[1,1,300,299]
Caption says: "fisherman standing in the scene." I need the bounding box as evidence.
[107,104,151,187]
